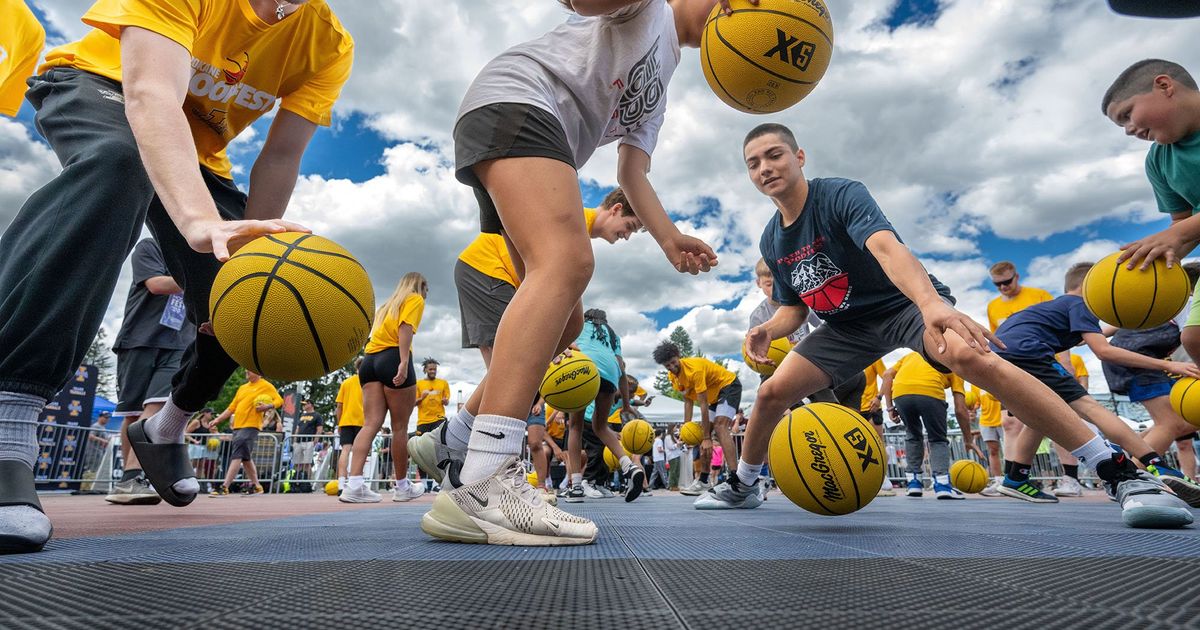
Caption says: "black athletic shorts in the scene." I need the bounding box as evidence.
[708,378,742,417]
[339,425,362,450]
[999,354,1090,404]
[454,103,576,234]
[416,418,446,436]
[359,346,417,389]
[862,408,884,426]
[1177,431,1200,442]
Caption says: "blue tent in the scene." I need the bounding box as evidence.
[92,396,116,422]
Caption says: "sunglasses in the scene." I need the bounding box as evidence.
[993,276,1016,288]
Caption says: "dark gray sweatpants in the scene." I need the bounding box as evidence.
[895,394,951,476]
[0,68,243,411]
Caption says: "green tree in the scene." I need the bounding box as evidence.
[653,326,698,401]
[84,328,117,399]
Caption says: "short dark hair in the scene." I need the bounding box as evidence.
[652,341,681,365]
[743,123,799,151]
[1183,261,1200,289]
[600,188,636,217]
[1065,262,1093,293]
[422,357,439,368]
[1102,59,1198,114]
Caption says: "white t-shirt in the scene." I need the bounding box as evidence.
[457,0,679,169]
[749,299,822,345]
[652,436,665,462]
[664,434,682,460]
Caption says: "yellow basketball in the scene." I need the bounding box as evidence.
[964,389,979,409]
[621,419,654,455]
[743,338,792,376]
[1170,377,1200,428]
[324,480,339,496]
[768,403,883,516]
[206,437,220,451]
[679,421,704,447]
[603,447,620,470]
[949,459,988,494]
[1081,251,1190,329]
[701,0,834,114]
[210,233,374,381]
[539,353,601,413]
[526,472,539,487]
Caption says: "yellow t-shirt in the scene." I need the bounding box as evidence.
[891,352,964,400]
[335,374,363,428]
[1070,353,1088,378]
[860,359,886,412]
[365,294,424,354]
[0,0,45,116]
[668,357,737,403]
[41,0,353,179]
[546,409,565,440]
[415,378,450,425]
[987,286,1054,332]
[227,379,282,430]
[978,390,1002,428]
[456,208,601,289]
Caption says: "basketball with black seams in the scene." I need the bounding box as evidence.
[701,0,834,114]
[209,233,374,381]
[768,402,884,515]
[540,352,601,413]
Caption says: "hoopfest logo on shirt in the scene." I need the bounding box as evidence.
[187,52,277,136]
[607,38,664,138]
[785,250,852,315]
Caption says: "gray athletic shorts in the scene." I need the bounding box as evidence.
[455,259,515,349]
[792,298,953,387]
[979,425,1003,442]
[115,347,184,415]
[230,427,259,461]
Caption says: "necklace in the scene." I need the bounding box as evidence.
[275,0,287,20]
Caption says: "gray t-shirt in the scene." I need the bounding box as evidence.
[748,298,823,344]
[457,0,678,168]
[113,239,196,351]
[759,178,951,324]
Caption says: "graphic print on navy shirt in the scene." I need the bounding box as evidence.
[760,178,951,323]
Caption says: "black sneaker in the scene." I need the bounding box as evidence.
[564,485,586,503]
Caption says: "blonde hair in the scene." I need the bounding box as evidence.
[755,258,771,277]
[989,261,1015,276]
[373,272,427,334]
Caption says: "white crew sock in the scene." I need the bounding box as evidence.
[395,478,410,491]
[347,475,364,490]
[444,407,476,453]
[338,476,347,490]
[1071,435,1115,471]
[619,455,633,471]
[459,414,526,484]
[144,396,192,443]
[736,460,762,487]
[571,473,583,486]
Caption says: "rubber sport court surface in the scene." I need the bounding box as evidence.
[2,491,1198,629]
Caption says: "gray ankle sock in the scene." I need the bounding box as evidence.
[144,397,192,444]
[0,393,47,468]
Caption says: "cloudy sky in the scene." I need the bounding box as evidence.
[3,0,1197,409]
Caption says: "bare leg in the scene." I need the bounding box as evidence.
[244,459,259,487]
[351,382,387,477]
[986,440,1003,477]
[740,352,833,467]
[528,424,549,485]
[385,385,417,481]
[1140,396,1195,454]
[1176,437,1197,479]
[222,459,243,488]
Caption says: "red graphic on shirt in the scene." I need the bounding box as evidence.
[223,52,249,85]
[788,252,851,314]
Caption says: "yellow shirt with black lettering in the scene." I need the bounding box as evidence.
[415,378,450,425]
[335,374,363,428]
[365,294,424,354]
[41,0,353,179]
[457,208,600,289]
[860,359,886,412]
[978,390,1001,428]
[987,286,1054,332]
[0,0,45,116]
[891,352,964,400]
[1070,353,1088,379]
[227,378,282,430]
[668,357,736,404]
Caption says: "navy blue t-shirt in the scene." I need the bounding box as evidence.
[759,178,950,323]
[992,294,1102,359]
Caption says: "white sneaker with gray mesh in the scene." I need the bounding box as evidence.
[679,478,711,496]
[339,483,381,503]
[393,482,426,502]
[1052,475,1083,497]
[420,457,598,546]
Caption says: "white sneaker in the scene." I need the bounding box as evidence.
[581,481,604,499]
[1052,475,1083,497]
[420,457,598,546]
[339,483,381,503]
[679,479,711,496]
[393,482,426,502]
[877,478,896,497]
[980,478,1002,497]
